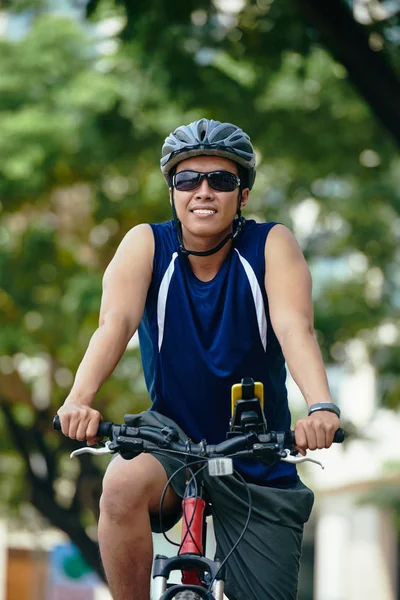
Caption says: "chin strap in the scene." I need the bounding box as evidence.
[171,189,245,257]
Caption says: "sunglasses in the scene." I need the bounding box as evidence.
[173,170,241,192]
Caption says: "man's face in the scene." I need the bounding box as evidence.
[170,155,249,241]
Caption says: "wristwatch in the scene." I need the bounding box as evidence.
[308,402,341,418]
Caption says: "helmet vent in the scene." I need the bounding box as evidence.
[161,118,256,189]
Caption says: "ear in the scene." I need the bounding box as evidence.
[240,188,250,209]
[169,188,173,206]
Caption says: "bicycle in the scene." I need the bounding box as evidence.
[54,378,344,600]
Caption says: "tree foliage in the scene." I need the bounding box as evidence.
[0,0,399,576]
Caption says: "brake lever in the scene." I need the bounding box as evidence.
[70,441,115,459]
[280,449,324,470]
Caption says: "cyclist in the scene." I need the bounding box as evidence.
[57,118,341,600]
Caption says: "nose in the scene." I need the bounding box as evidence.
[194,176,212,197]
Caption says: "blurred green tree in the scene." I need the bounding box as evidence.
[0,0,399,576]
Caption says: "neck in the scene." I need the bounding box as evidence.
[188,240,233,280]
[181,226,234,281]
[182,221,233,250]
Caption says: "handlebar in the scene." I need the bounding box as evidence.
[53,416,345,467]
[55,418,115,439]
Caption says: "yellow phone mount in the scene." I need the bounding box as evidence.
[228,377,268,437]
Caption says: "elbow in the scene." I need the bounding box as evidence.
[274,317,314,346]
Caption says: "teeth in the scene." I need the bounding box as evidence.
[193,210,215,215]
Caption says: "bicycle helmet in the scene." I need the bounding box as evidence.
[161,118,256,189]
[160,119,256,257]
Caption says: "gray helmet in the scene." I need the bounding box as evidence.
[160,118,256,189]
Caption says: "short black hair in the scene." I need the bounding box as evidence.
[168,166,177,187]
[237,165,250,190]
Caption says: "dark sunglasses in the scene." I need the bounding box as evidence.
[173,170,241,192]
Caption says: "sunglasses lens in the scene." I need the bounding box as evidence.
[174,171,201,191]
[208,172,238,192]
[173,171,239,192]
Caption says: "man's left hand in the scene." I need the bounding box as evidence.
[294,412,341,456]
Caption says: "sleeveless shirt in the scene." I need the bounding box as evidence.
[138,219,298,486]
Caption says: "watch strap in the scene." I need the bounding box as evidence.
[308,402,341,418]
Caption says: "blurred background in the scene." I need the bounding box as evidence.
[0,0,399,598]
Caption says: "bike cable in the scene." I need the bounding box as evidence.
[153,450,208,551]
[179,459,213,556]
[204,463,253,593]
[150,448,253,592]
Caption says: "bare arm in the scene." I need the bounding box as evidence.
[265,224,340,454]
[58,224,154,443]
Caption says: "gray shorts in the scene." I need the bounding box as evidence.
[124,410,314,600]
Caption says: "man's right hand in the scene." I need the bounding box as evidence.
[57,401,103,446]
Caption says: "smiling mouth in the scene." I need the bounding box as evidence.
[191,209,217,215]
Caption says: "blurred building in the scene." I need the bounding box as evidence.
[289,349,400,600]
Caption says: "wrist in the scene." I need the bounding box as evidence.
[307,402,341,419]
[64,390,96,407]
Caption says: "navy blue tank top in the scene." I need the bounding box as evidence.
[138,219,297,486]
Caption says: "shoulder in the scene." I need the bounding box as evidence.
[146,220,177,249]
[242,219,277,233]
[236,219,277,256]
[122,223,154,246]
[264,224,304,260]
[237,220,290,261]
[240,219,282,243]
[117,223,154,259]
[104,223,154,279]
[264,224,311,285]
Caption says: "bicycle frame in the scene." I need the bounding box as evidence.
[53,377,344,599]
[152,465,225,600]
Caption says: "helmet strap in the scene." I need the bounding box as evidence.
[171,188,245,257]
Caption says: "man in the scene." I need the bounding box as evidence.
[57,118,341,600]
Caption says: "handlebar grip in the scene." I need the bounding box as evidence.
[333,428,345,443]
[52,416,113,438]
[291,427,345,445]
